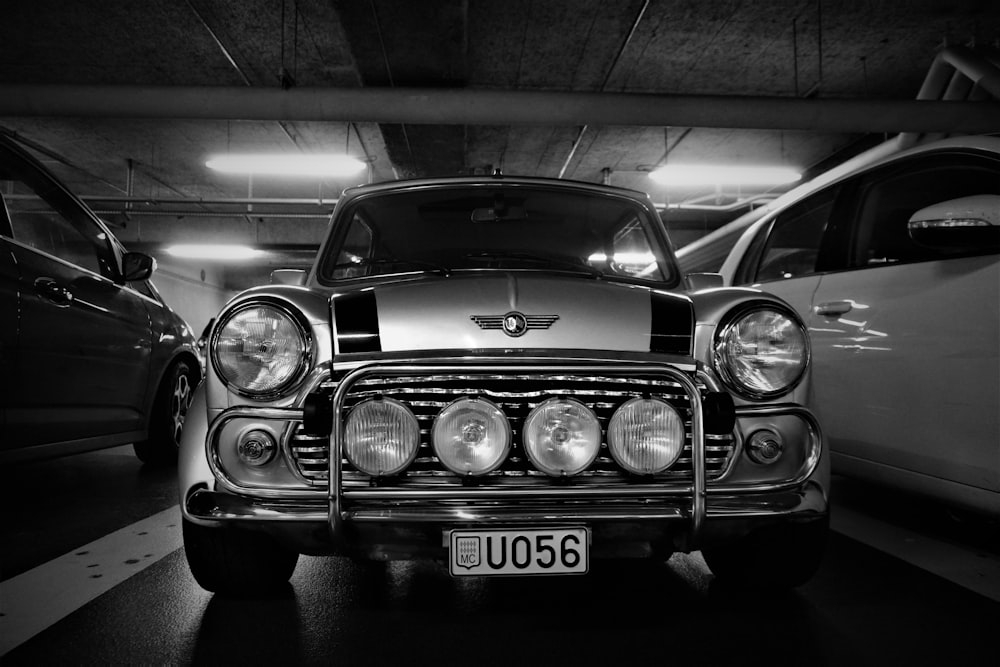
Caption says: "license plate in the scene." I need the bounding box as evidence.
[448,527,589,577]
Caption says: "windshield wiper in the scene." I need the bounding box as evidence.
[464,251,603,278]
[328,257,452,277]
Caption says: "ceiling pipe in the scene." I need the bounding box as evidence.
[898,45,1000,148]
[557,0,650,179]
[2,84,998,134]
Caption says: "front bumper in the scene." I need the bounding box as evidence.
[184,481,828,557]
[183,359,828,558]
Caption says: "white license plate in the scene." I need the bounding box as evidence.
[448,527,589,577]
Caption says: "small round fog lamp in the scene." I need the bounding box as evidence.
[432,397,511,475]
[237,429,277,466]
[746,429,784,465]
[523,398,601,476]
[344,397,420,476]
[607,397,685,474]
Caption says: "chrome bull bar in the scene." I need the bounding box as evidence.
[327,362,708,541]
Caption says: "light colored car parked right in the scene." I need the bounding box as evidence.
[715,135,1000,516]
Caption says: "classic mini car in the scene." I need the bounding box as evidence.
[0,133,201,465]
[179,175,828,594]
[713,135,1000,516]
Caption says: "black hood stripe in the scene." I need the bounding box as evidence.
[650,292,693,355]
[334,291,382,354]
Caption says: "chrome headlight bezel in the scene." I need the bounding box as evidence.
[713,302,810,401]
[210,299,313,400]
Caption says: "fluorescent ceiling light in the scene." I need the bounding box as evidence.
[205,154,367,177]
[648,165,801,187]
[165,244,266,260]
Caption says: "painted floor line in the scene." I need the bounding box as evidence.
[0,505,183,656]
[832,503,1000,603]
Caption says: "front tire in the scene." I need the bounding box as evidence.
[134,359,197,465]
[702,515,829,591]
[183,519,299,595]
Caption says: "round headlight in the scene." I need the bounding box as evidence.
[523,398,601,476]
[607,398,685,475]
[714,306,808,399]
[432,397,511,476]
[212,303,309,397]
[344,397,420,476]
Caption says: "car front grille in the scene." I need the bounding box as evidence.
[289,372,737,489]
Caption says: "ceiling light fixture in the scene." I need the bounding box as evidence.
[165,244,266,260]
[205,154,367,177]
[648,165,802,187]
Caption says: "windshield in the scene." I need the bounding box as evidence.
[318,185,678,286]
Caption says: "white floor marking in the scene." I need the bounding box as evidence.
[832,503,1000,603]
[0,505,183,656]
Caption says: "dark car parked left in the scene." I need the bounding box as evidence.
[0,133,201,464]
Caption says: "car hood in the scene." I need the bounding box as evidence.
[330,272,693,356]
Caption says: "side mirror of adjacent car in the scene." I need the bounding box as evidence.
[122,252,157,282]
[684,272,725,291]
[271,268,307,286]
[907,194,1000,252]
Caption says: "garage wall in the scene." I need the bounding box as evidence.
[149,258,232,336]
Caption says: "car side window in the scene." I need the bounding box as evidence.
[0,157,117,279]
[750,187,839,283]
[332,214,375,279]
[604,217,664,280]
[847,154,1000,268]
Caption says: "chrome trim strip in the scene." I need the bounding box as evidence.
[734,403,823,485]
[205,406,326,499]
[344,506,688,523]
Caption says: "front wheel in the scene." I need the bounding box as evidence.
[701,515,829,591]
[183,519,299,595]
[134,359,198,465]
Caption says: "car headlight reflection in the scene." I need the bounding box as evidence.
[607,397,685,474]
[344,398,420,476]
[212,303,308,398]
[714,306,808,399]
[523,398,601,476]
[432,397,511,476]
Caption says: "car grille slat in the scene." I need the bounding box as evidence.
[289,372,737,487]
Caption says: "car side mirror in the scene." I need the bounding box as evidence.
[122,252,156,282]
[684,272,725,291]
[907,194,1000,251]
[271,269,307,286]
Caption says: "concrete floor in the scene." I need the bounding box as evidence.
[2,445,998,666]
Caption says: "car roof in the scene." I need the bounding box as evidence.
[677,133,1000,265]
[335,173,657,206]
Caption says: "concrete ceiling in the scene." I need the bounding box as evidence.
[1,0,998,289]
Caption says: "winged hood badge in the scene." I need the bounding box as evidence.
[470,312,559,338]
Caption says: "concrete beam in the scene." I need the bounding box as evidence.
[2,84,999,134]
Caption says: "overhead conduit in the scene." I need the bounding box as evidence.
[0,83,998,135]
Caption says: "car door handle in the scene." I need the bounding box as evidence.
[814,300,853,317]
[34,277,74,307]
